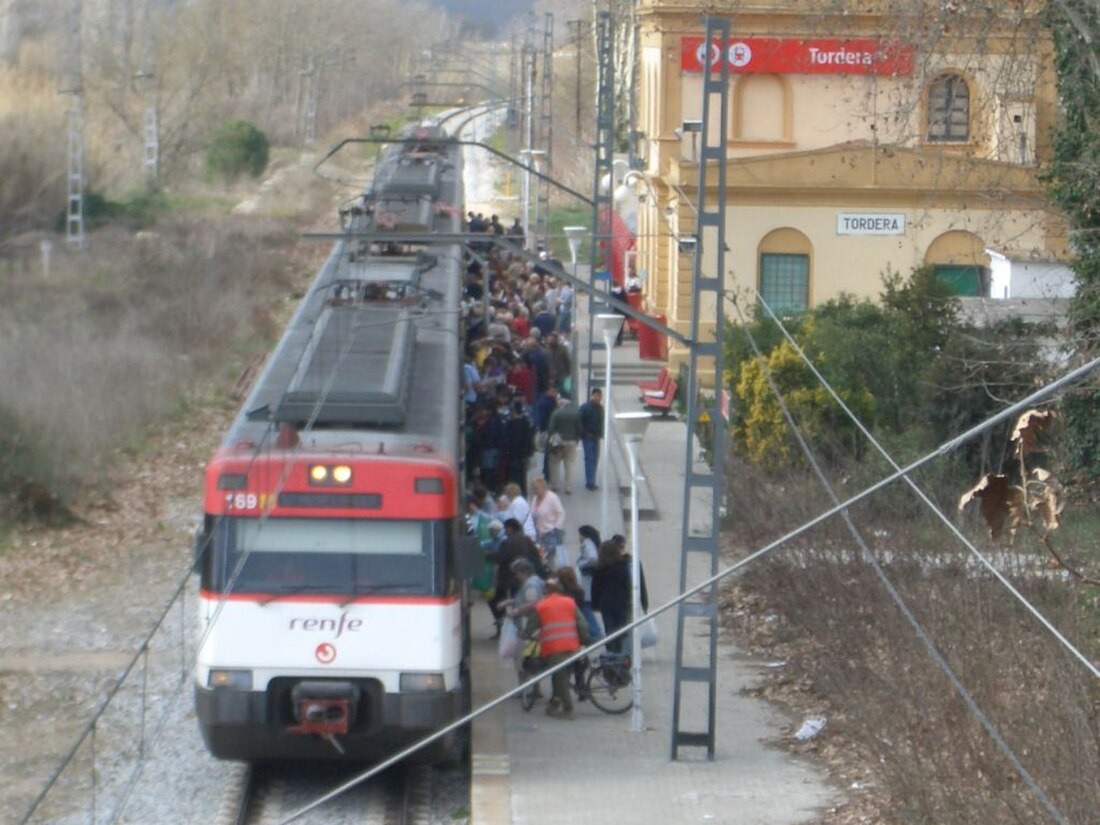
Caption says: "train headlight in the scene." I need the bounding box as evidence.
[208,669,253,690]
[309,465,329,484]
[332,465,353,484]
[399,673,445,692]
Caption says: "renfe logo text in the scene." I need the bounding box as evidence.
[289,612,363,638]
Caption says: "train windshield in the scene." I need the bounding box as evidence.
[209,517,446,597]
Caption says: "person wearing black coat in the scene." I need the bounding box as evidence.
[472,401,506,490]
[502,401,536,495]
[586,540,648,653]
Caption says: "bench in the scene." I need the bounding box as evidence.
[637,367,670,398]
[642,379,678,416]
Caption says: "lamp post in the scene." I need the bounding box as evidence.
[615,411,651,732]
[527,149,546,247]
[593,313,624,533]
[565,226,587,399]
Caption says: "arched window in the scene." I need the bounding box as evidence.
[758,228,812,312]
[925,230,989,296]
[927,74,970,142]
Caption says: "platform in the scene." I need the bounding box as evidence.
[468,330,839,823]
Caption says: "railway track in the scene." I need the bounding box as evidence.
[215,762,441,825]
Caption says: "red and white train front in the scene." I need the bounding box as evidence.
[194,450,469,761]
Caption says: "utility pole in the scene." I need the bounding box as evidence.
[138,0,160,184]
[568,19,583,138]
[508,31,519,128]
[534,11,554,245]
[61,0,84,249]
[585,10,615,393]
[520,17,537,248]
[304,53,319,146]
[670,15,730,762]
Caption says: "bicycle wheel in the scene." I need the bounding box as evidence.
[520,678,540,711]
[586,661,633,714]
[521,673,543,712]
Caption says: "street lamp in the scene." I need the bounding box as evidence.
[594,313,624,534]
[564,226,588,395]
[615,410,651,733]
[519,148,546,251]
[564,225,586,267]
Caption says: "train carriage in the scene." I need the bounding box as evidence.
[194,125,477,762]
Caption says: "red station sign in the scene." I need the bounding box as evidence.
[681,36,915,76]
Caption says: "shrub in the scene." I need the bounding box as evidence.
[205,120,269,182]
[0,218,296,518]
[734,339,874,468]
[0,69,66,243]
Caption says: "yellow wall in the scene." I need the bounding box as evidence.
[627,3,1063,380]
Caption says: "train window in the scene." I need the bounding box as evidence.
[212,518,446,597]
[235,518,422,555]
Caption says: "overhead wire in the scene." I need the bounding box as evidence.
[92,142,471,822]
[729,297,1069,823]
[275,314,1100,825]
[278,328,1100,824]
[742,288,1100,681]
[104,259,462,825]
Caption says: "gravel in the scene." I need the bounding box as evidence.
[1,409,468,825]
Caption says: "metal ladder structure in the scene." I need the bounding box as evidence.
[304,54,319,146]
[670,15,730,761]
[533,11,554,245]
[584,9,615,393]
[518,19,538,250]
[139,0,159,183]
[62,0,84,249]
[508,31,519,128]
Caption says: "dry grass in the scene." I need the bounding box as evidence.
[723,461,1100,823]
[0,218,300,516]
[0,67,66,242]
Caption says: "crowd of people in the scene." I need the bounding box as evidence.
[461,213,648,720]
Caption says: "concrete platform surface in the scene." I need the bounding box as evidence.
[469,329,839,823]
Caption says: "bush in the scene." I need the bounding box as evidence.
[0,69,66,243]
[0,218,297,518]
[734,339,874,468]
[205,120,269,182]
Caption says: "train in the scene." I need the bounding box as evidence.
[193,123,479,762]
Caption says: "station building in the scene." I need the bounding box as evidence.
[626,0,1071,375]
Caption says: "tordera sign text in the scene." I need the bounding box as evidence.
[837,213,906,236]
[681,37,915,76]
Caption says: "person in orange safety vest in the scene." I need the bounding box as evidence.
[527,578,591,719]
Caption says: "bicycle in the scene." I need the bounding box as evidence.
[520,643,633,715]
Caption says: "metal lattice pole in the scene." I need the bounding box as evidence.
[139,0,159,183]
[585,10,615,396]
[61,0,84,249]
[521,38,536,248]
[533,11,554,245]
[670,15,730,761]
[142,101,159,181]
[304,54,319,146]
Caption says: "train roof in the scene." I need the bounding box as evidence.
[220,130,464,462]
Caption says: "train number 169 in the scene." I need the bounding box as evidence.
[225,493,258,510]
